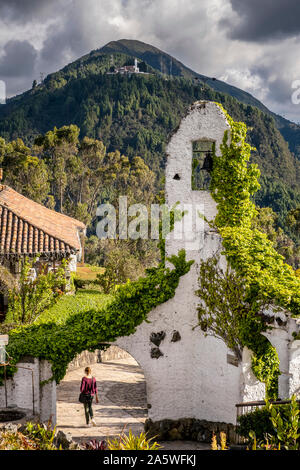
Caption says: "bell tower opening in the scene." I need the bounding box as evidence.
[191,139,215,190]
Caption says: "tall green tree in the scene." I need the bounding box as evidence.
[2,138,50,203]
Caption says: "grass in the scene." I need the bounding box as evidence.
[35,288,113,325]
[76,265,105,282]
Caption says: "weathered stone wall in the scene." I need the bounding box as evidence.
[241,347,265,401]
[114,102,300,428]
[263,315,300,400]
[145,417,236,444]
[67,350,101,372]
[66,346,131,372]
[100,346,131,362]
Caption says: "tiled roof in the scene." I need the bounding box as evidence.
[0,185,86,256]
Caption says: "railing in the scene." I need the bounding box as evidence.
[234,399,300,445]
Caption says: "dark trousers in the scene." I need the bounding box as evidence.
[83,396,94,424]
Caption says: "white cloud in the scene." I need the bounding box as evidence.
[220,68,269,101]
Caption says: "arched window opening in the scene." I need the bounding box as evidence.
[191,139,215,190]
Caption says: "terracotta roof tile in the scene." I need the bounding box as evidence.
[0,185,86,256]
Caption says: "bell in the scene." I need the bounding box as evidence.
[200,152,213,172]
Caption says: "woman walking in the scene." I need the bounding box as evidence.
[80,366,99,427]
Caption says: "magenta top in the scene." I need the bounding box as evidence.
[80,376,98,396]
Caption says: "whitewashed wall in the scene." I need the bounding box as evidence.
[115,102,247,425]
[0,357,56,424]
[289,340,300,397]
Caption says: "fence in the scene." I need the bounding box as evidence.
[235,399,300,445]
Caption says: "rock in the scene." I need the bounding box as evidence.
[150,347,164,359]
[171,331,181,342]
[54,430,75,450]
[150,332,166,347]
[1,422,19,433]
[168,428,182,440]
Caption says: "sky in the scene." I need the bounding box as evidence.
[0,0,299,122]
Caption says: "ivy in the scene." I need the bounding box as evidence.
[1,250,193,385]
[206,103,300,397]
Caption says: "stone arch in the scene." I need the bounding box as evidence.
[112,341,150,405]
[101,343,149,416]
[55,344,148,439]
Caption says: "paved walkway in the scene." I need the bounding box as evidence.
[56,357,209,450]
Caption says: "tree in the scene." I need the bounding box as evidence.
[6,258,67,324]
[94,244,144,294]
[34,125,80,212]
[286,208,300,237]
[196,256,270,362]
[2,138,50,203]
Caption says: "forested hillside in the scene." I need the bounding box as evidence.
[0,41,299,263]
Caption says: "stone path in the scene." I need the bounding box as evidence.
[56,357,209,450]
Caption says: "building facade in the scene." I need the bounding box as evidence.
[0,185,86,320]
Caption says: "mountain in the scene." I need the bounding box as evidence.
[0,39,299,235]
[101,39,272,110]
[100,39,300,155]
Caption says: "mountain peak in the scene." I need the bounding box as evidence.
[101,38,167,55]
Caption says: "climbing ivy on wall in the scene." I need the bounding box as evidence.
[206,103,300,397]
[1,250,193,385]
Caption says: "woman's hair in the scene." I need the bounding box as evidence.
[85,366,91,375]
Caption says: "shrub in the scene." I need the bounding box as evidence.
[0,430,37,450]
[81,439,107,450]
[107,430,161,450]
[23,421,57,450]
[237,396,300,449]
[266,395,300,450]
[72,275,88,291]
[237,407,275,440]
[6,257,67,324]
[0,421,58,450]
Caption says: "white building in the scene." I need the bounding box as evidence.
[109,57,140,75]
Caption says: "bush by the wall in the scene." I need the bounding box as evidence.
[237,404,293,441]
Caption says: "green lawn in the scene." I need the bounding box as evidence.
[35,289,113,325]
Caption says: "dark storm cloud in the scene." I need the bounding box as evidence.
[41,21,90,67]
[0,0,60,23]
[0,40,37,77]
[223,0,300,41]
